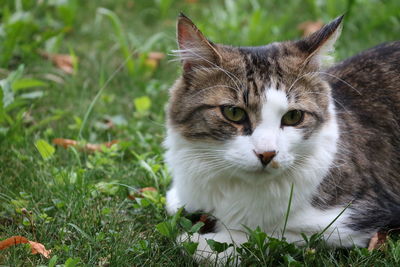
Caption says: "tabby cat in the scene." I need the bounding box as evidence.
[164,13,400,262]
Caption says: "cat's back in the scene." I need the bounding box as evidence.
[328,41,400,110]
[314,42,400,231]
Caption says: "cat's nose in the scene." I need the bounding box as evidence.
[255,151,276,166]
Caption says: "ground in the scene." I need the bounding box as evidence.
[1,0,400,266]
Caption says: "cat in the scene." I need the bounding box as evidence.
[164,13,400,262]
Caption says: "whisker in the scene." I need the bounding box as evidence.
[315,71,362,95]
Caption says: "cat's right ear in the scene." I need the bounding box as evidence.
[176,13,222,72]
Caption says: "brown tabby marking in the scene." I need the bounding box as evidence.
[169,41,332,141]
[166,12,400,248]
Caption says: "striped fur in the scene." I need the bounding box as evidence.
[165,14,400,263]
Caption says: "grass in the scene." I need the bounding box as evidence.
[1,0,400,266]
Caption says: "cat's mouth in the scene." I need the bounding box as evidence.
[259,160,280,171]
[244,161,282,176]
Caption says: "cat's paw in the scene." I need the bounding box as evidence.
[166,187,183,214]
[178,229,248,265]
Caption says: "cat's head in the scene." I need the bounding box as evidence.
[167,14,343,179]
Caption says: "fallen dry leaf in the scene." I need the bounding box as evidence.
[368,231,388,251]
[141,187,157,193]
[126,0,134,8]
[0,236,29,250]
[145,52,166,69]
[29,240,52,258]
[53,138,78,149]
[40,51,77,74]
[148,52,165,61]
[297,20,324,37]
[0,236,51,258]
[85,141,119,152]
[52,138,119,152]
[128,187,157,200]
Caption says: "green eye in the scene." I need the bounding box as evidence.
[221,106,247,123]
[281,110,304,126]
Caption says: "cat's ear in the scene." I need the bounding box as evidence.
[176,13,222,72]
[296,15,344,68]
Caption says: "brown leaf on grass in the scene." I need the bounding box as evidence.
[52,138,78,148]
[141,187,157,193]
[126,0,134,9]
[368,231,388,251]
[52,138,119,152]
[40,51,77,74]
[29,241,52,258]
[149,52,165,61]
[84,141,119,152]
[0,236,51,258]
[0,236,29,250]
[145,52,166,69]
[127,187,157,200]
[297,20,324,37]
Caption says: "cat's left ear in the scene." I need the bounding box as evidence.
[295,15,344,68]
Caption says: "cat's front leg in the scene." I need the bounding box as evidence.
[179,228,248,264]
[166,186,184,215]
[284,207,374,247]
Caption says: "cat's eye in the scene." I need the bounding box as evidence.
[221,106,247,123]
[281,110,304,126]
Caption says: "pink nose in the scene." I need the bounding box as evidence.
[255,151,276,166]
